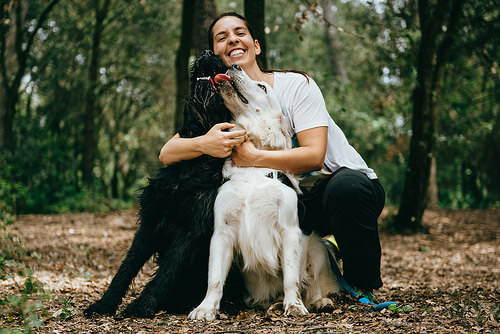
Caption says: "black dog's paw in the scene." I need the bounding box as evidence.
[84,299,118,317]
[121,298,156,319]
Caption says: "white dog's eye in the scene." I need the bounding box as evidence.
[257,83,267,94]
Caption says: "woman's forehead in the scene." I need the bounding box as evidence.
[213,16,248,34]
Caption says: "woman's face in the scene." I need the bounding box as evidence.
[211,16,261,69]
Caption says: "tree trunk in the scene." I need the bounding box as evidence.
[320,0,348,83]
[192,0,216,55]
[0,0,60,152]
[427,156,439,209]
[81,0,110,187]
[174,0,197,131]
[395,0,465,232]
[2,91,16,150]
[111,152,119,199]
[245,0,267,69]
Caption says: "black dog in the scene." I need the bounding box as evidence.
[84,50,242,318]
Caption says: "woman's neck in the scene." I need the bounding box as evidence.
[243,64,274,87]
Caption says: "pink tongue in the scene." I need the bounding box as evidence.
[214,73,232,84]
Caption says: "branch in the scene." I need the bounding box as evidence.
[0,8,9,92]
[432,0,465,94]
[303,0,367,39]
[24,0,60,61]
[14,0,23,64]
[12,0,60,91]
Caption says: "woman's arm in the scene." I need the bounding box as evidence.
[159,123,247,165]
[231,126,328,174]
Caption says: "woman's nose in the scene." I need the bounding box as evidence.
[227,32,240,44]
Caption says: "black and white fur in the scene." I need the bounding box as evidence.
[189,65,341,321]
[84,51,244,318]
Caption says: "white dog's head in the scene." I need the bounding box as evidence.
[214,65,281,118]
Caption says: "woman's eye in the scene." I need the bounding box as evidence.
[257,84,267,93]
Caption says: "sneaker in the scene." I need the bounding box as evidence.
[323,235,341,263]
[355,288,379,304]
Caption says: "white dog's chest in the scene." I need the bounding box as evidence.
[236,114,291,150]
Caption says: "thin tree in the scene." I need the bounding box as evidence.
[320,0,348,83]
[192,0,216,56]
[174,0,216,131]
[244,0,267,69]
[0,0,60,152]
[81,0,111,187]
[395,0,466,232]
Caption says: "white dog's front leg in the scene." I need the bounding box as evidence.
[188,224,235,321]
[281,222,308,316]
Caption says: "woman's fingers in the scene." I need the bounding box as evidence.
[225,129,246,140]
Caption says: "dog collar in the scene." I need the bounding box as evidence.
[197,76,216,91]
[265,171,294,190]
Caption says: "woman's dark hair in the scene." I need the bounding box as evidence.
[207,12,309,81]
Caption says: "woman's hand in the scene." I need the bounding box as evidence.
[202,123,247,158]
[159,123,246,165]
[231,140,260,167]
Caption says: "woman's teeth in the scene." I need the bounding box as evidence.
[229,49,244,57]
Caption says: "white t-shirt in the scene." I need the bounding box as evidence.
[273,71,377,179]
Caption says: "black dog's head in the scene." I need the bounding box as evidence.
[179,50,232,138]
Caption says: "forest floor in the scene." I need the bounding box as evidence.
[0,208,498,333]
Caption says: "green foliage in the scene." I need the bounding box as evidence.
[0,161,46,331]
[0,239,46,333]
[1,0,498,214]
[59,299,74,320]
[0,160,27,222]
[388,303,413,314]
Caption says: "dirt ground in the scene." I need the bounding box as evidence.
[1,208,498,333]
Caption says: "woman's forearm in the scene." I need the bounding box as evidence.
[158,123,247,166]
[159,134,205,165]
[255,147,325,174]
[232,143,324,174]
[231,126,328,174]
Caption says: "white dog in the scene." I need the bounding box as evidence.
[189,65,340,321]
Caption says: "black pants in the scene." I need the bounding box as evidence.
[299,167,385,290]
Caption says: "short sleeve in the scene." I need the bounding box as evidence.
[286,75,329,134]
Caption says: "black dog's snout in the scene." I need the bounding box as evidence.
[231,64,242,71]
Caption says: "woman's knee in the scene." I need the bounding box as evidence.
[323,169,373,208]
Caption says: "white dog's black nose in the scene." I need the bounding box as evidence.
[231,64,242,71]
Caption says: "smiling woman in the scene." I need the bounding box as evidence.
[209,14,268,85]
[160,12,388,303]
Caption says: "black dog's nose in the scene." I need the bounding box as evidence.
[202,50,214,57]
[231,64,242,71]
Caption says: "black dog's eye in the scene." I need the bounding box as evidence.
[257,83,267,93]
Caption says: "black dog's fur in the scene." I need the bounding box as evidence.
[84,51,241,318]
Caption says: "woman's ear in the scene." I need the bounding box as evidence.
[254,40,261,55]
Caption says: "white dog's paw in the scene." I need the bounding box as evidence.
[188,306,218,321]
[311,297,335,312]
[283,300,309,317]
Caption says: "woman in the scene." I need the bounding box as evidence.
[160,12,385,301]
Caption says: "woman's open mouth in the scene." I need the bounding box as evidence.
[228,48,245,57]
